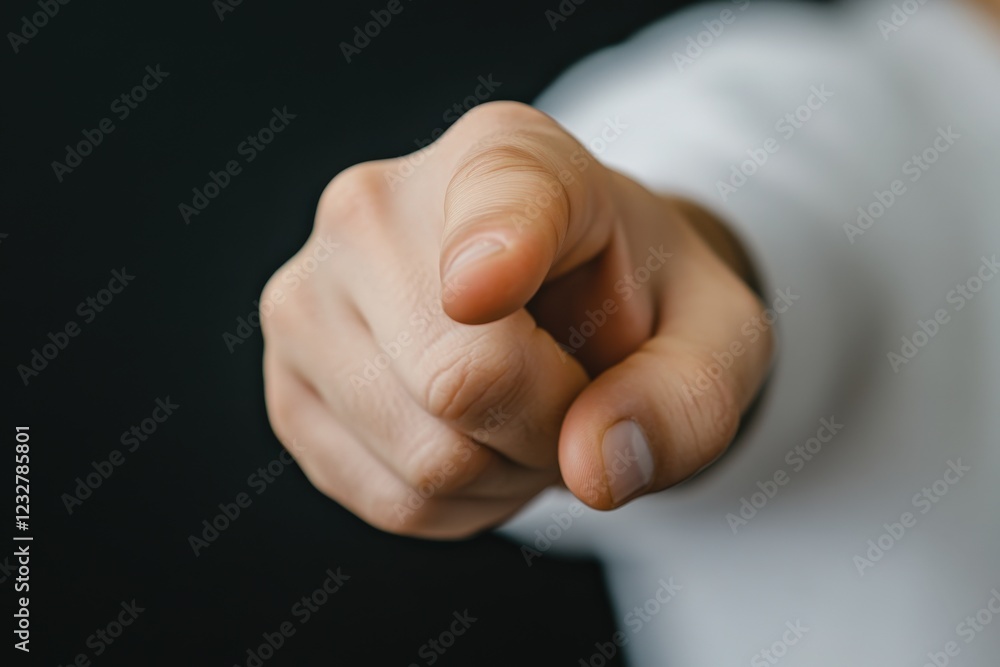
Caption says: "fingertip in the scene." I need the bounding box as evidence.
[440,236,548,325]
[558,360,665,510]
[443,238,505,280]
[560,417,655,511]
[600,419,655,506]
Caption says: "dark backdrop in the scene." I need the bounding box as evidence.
[3,1,813,664]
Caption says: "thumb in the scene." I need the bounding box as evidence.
[558,241,775,510]
[437,103,617,325]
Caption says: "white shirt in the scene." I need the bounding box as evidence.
[502,1,1000,665]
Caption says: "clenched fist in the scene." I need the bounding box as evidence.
[261,102,772,538]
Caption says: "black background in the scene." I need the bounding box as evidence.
[2,0,817,664]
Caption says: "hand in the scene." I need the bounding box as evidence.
[260,102,773,538]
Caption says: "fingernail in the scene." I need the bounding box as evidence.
[445,239,504,280]
[601,420,654,505]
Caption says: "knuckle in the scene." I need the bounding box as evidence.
[456,100,550,131]
[303,467,339,503]
[315,161,389,230]
[399,434,489,495]
[297,465,424,538]
[258,276,284,339]
[258,271,297,340]
[365,495,415,536]
[420,336,527,424]
[366,493,485,540]
[262,374,296,449]
[365,489,439,538]
[258,246,332,343]
[311,473,419,538]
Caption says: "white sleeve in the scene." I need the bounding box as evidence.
[502,3,1000,665]
[530,0,917,486]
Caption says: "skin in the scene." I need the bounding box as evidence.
[260,9,997,543]
[970,0,1000,24]
[262,3,1000,539]
[261,101,775,539]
